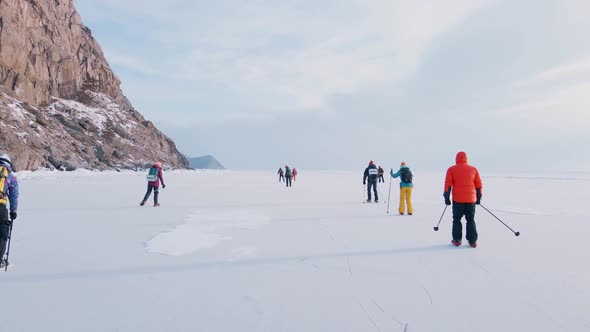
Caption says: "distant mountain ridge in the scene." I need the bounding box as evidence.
[187,155,225,170]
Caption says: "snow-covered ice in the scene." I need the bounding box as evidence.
[1,170,589,331]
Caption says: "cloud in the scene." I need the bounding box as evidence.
[492,82,590,129]
[492,53,590,130]
[102,49,171,78]
[515,56,590,87]
[77,0,496,115]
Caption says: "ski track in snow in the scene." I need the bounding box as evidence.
[346,256,353,277]
[421,286,433,305]
[358,300,382,332]
[368,296,385,313]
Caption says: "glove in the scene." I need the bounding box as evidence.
[476,188,482,205]
[163,184,166,189]
[9,211,17,221]
[363,181,366,185]
[443,192,451,206]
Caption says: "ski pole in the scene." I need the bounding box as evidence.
[377,186,386,204]
[480,205,520,236]
[433,205,448,231]
[362,183,366,202]
[386,176,392,213]
[4,222,13,272]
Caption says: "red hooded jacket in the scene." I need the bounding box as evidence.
[444,152,482,203]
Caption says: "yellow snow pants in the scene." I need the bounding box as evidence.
[399,187,413,214]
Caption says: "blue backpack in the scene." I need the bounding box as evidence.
[146,167,158,182]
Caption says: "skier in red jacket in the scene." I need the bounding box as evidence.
[444,152,483,247]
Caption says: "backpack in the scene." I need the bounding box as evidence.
[401,168,413,183]
[367,166,378,181]
[146,167,159,182]
[0,166,8,204]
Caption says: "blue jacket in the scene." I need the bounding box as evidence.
[0,162,18,212]
[390,166,413,188]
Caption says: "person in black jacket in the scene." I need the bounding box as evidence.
[363,161,379,202]
[277,168,285,182]
[285,165,293,187]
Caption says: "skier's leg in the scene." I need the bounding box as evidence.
[452,203,465,242]
[398,188,405,214]
[465,204,478,244]
[154,187,160,205]
[142,185,153,203]
[373,182,378,202]
[367,183,372,201]
[406,188,414,214]
[0,208,9,259]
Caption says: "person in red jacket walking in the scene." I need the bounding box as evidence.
[292,168,298,181]
[141,162,166,207]
[444,152,483,247]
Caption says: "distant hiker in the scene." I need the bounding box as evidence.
[390,162,413,215]
[141,162,166,207]
[285,165,293,187]
[0,153,19,269]
[363,161,379,203]
[444,151,483,248]
[292,168,298,181]
[278,168,285,182]
[378,166,385,183]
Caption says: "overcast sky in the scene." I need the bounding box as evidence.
[75,0,590,172]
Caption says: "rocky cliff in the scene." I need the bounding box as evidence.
[0,0,188,170]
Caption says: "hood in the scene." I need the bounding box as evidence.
[455,151,468,164]
[0,161,13,172]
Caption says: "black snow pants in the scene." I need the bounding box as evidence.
[279,174,285,182]
[0,205,10,259]
[142,185,159,205]
[378,175,384,183]
[286,175,292,187]
[452,203,478,244]
[367,181,378,201]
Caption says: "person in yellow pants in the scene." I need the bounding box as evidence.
[390,162,414,215]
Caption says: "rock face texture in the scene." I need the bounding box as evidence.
[0,0,188,170]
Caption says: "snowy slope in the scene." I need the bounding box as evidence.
[0,91,188,170]
[1,170,589,332]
